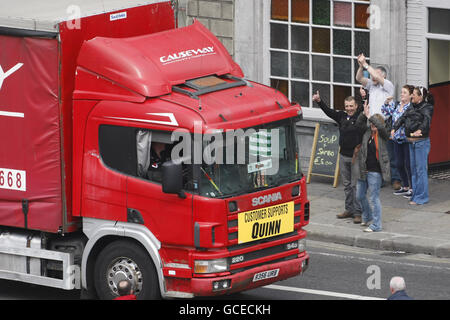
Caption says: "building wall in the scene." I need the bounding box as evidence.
[180,0,450,171]
[406,0,428,86]
[181,0,235,56]
[406,0,450,86]
[370,0,407,95]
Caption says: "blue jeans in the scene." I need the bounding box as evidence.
[393,141,411,188]
[387,139,402,183]
[409,138,430,204]
[356,172,382,231]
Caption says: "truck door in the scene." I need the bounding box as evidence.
[82,124,131,221]
[126,129,193,246]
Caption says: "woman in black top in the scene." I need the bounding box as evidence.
[393,87,434,205]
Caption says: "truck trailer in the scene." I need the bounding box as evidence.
[0,0,310,299]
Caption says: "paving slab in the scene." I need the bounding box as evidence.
[304,175,450,258]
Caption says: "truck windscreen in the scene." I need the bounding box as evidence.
[198,119,301,198]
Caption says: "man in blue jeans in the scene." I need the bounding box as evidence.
[313,91,364,224]
[354,104,390,232]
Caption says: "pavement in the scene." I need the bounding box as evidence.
[304,174,450,258]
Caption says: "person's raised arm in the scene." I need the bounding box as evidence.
[313,90,340,123]
[359,54,385,86]
[356,54,369,87]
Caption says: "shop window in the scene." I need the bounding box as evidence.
[291,53,309,79]
[291,81,310,107]
[354,3,370,29]
[333,85,352,111]
[291,25,309,51]
[313,0,330,26]
[272,0,289,21]
[271,51,289,77]
[312,27,330,53]
[334,2,351,27]
[354,31,370,57]
[271,23,289,49]
[428,8,450,35]
[270,0,371,110]
[271,78,290,98]
[312,55,330,81]
[292,0,309,23]
[333,29,351,55]
[333,57,352,84]
[312,83,330,108]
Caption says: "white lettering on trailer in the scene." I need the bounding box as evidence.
[0,63,23,90]
[110,11,127,21]
[0,168,26,192]
[0,110,24,118]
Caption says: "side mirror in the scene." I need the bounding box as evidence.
[162,161,186,199]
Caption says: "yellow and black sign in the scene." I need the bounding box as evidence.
[238,201,294,244]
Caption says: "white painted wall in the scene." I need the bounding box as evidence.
[406,0,450,87]
[234,0,270,84]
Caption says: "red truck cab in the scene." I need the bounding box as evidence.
[0,1,309,299]
[73,21,310,298]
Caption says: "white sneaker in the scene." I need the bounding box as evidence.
[363,227,374,232]
[393,188,409,196]
[361,221,370,227]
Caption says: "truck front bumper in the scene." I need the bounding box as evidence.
[189,252,309,297]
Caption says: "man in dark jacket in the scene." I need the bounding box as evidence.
[388,276,413,300]
[313,91,364,223]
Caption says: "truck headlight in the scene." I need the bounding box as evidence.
[194,259,228,274]
[298,239,306,252]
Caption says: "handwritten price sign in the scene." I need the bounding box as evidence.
[307,123,340,187]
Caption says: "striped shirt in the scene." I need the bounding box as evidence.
[382,101,411,143]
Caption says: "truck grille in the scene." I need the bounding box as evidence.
[228,235,300,274]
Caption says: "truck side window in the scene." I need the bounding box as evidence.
[99,125,193,190]
[136,129,173,183]
[99,125,137,176]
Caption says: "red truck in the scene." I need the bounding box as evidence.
[0,0,309,299]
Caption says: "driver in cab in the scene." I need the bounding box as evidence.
[147,142,171,182]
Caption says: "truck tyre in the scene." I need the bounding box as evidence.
[94,239,160,300]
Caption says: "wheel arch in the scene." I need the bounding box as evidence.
[81,218,166,298]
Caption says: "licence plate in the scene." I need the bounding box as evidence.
[253,268,279,282]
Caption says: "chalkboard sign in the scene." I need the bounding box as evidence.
[306,122,340,187]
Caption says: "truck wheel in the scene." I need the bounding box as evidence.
[94,239,160,300]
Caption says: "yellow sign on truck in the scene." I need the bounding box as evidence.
[238,201,294,244]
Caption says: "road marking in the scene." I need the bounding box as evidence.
[0,110,24,118]
[264,284,385,300]
[309,250,450,272]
